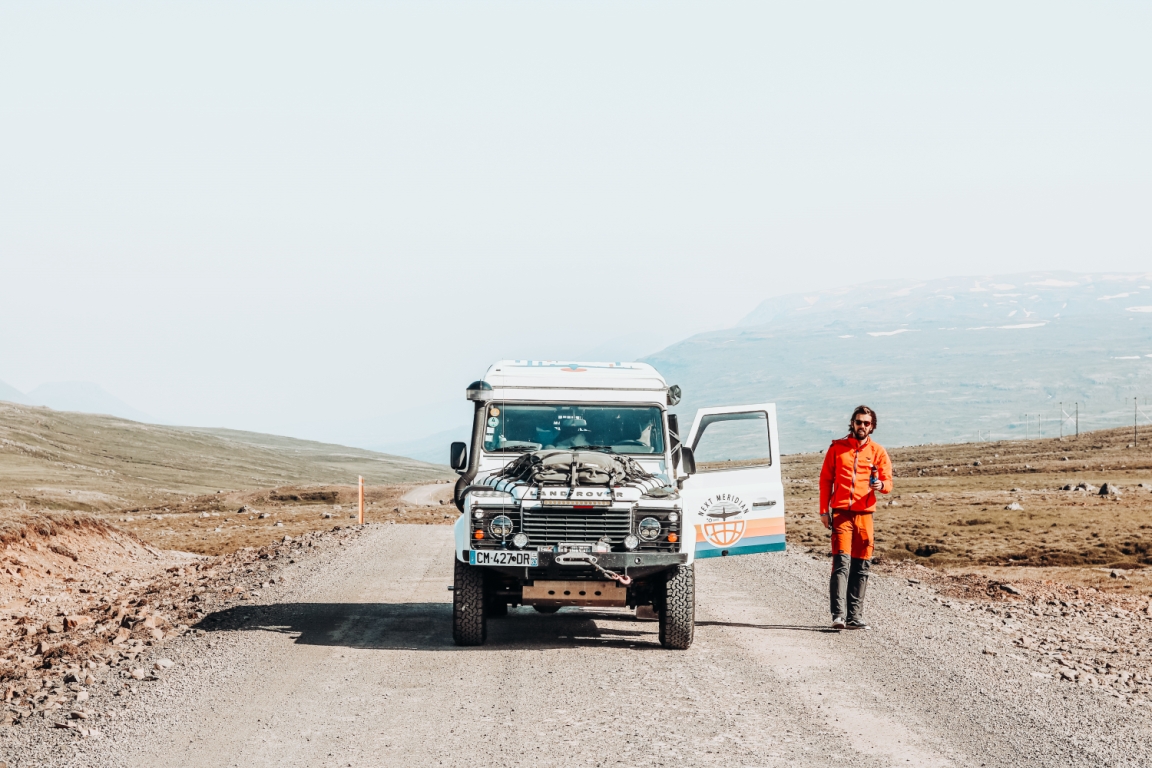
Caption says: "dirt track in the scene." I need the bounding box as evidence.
[12,524,1152,768]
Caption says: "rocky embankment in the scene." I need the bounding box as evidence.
[0,514,360,742]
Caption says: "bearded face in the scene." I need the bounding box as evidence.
[851,416,873,441]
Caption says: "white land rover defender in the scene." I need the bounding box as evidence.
[449,361,785,649]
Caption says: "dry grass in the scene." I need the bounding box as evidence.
[0,401,452,518]
[784,426,1152,593]
[107,481,457,556]
[0,401,458,556]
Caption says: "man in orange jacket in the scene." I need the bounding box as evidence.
[819,405,892,630]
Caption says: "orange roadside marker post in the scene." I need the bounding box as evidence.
[358,476,365,525]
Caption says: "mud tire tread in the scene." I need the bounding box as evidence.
[453,558,487,645]
[658,564,695,650]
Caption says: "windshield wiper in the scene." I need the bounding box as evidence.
[491,441,541,452]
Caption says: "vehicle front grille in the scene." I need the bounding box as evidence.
[521,507,632,546]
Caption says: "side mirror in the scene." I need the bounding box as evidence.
[680,445,696,476]
[449,442,468,471]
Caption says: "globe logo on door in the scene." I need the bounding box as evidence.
[700,493,748,547]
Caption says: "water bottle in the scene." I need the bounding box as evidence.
[869,465,878,490]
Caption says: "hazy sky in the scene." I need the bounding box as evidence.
[2,2,1150,446]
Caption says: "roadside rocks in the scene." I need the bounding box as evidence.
[1005,502,1024,511]
[0,523,360,743]
[141,614,168,630]
[64,615,93,631]
[887,559,1152,707]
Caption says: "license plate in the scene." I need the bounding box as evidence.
[469,550,538,567]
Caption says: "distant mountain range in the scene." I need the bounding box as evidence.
[7,271,1151,462]
[647,271,1152,453]
[376,426,471,466]
[0,380,152,422]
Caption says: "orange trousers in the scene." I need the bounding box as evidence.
[830,509,874,560]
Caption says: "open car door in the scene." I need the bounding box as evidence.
[680,404,785,559]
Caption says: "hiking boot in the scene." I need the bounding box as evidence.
[831,616,846,630]
[846,618,870,630]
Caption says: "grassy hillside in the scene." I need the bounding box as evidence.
[0,401,452,515]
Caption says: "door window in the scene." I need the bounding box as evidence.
[690,411,772,471]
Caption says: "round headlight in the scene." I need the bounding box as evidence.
[512,533,529,548]
[667,512,679,523]
[637,517,662,541]
[623,534,639,550]
[489,515,514,538]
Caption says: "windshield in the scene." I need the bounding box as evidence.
[482,404,666,454]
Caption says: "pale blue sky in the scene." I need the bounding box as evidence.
[1,1,1149,446]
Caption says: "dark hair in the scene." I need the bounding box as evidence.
[850,405,877,432]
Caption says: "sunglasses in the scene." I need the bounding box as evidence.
[853,419,872,426]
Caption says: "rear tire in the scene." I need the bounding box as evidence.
[453,558,486,646]
[658,564,695,650]
[532,605,561,614]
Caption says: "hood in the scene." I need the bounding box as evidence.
[472,449,673,500]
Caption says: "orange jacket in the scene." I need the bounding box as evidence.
[819,436,892,513]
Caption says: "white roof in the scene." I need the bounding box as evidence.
[478,360,669,403]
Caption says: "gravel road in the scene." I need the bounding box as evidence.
[14,524,1151,768]
[399,483,451,507]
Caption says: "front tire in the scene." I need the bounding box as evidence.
[658,564,695,650]
[453,558,486,646]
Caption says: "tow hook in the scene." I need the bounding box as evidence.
[554,551,633,586]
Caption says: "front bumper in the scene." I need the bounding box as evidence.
[463,549,688,580]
